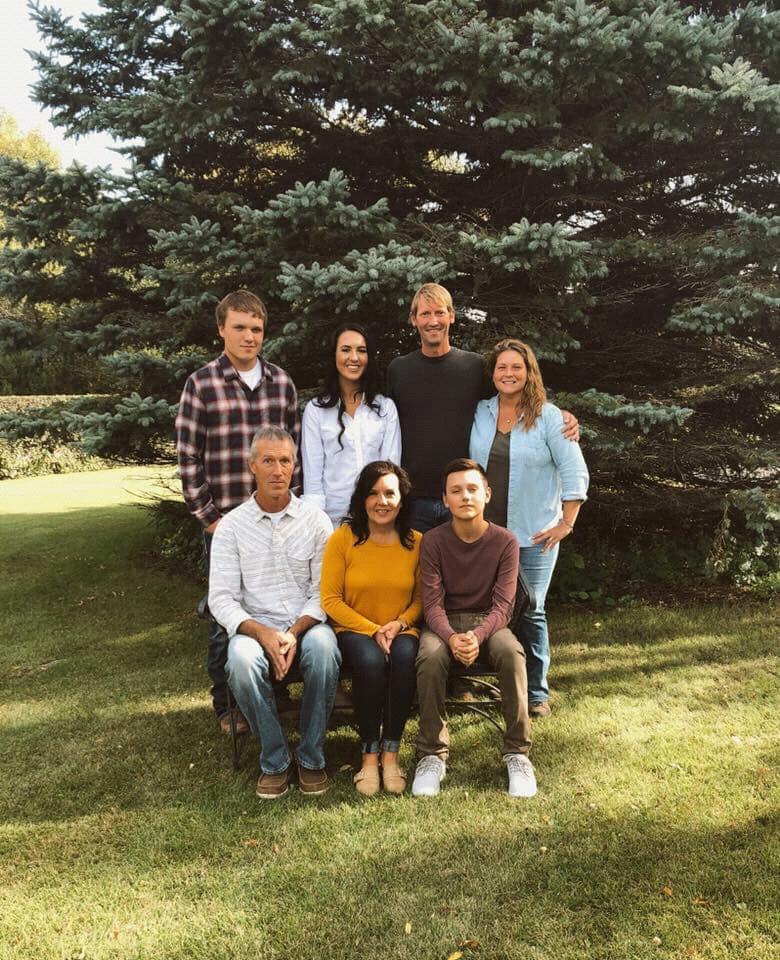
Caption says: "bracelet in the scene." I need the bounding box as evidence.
[560,519,574,531]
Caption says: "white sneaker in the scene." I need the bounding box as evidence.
[412,756,446,796]
[504,754,537,798]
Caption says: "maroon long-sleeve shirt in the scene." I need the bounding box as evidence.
[420,522,519,644]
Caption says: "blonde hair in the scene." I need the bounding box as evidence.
[486,338,546,430]
[408,283,454,321]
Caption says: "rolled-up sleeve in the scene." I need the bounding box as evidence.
[544,405,589,502]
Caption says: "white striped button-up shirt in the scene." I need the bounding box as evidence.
[208,493,333,638]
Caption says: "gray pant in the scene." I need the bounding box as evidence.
[415,612,532,760]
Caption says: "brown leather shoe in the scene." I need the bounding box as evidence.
[219,710,250,735]
[297,764,331,796]
[256,767,291,799]
[528,701,551,719]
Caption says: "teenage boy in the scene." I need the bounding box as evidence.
[176,290,301,732]
[387,283,579,533]
[208,427,340,799]
[412,459,536,798]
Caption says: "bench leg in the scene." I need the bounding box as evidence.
[226,686,240,772]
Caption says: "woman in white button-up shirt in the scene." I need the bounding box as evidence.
[302,323,401,525]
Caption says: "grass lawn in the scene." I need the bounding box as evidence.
[1,468,777,960]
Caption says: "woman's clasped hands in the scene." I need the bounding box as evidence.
[373,619,404,656]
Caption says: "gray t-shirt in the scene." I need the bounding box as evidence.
[387,347,484,499]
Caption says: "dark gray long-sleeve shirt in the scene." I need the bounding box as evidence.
[387,348,484,499]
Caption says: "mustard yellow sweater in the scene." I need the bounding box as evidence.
[320,524,423,637]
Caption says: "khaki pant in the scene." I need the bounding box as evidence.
[415,612,532,760]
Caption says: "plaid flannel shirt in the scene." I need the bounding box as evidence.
[175,354,302,526]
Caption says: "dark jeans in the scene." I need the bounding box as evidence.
[203,531,229,718]
[339,631,419,753]
[411,498,451,534]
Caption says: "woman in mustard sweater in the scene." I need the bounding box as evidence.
[321,460,422,796]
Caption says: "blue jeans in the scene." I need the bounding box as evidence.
[226,623,341,774]
[517,543,559,705]
[203,531,229,717]
[411,498,451,533]
[339,631,418,753]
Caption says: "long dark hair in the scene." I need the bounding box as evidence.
[346,460,415,549]
[313,322,383,449]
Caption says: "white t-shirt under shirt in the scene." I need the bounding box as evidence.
[301,394,401,525]
[237,360,263,392]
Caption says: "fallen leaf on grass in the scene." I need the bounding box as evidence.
[241,838,259,848]
[541,814,551,824]
[651,936,662,946]
[693,896,710,906]
[111,923,120,940]
[271,842,281,854]
[458,939,480,949]
[447,952,464,960]
[404,922,412,935]
[661,886,673,897]
[539,846,548,854]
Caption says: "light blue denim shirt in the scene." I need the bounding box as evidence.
[469,397,589,547]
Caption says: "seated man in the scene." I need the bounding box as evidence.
[412,458,536,799]
[208,426,341,799]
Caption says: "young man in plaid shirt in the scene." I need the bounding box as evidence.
[175,289,301,732]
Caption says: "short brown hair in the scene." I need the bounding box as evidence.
[442,457,488,493]
[408,283,454,322]
[215,289,268,328]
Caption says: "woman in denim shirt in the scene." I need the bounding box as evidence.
[470,339,589,717]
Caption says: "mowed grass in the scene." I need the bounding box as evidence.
[0,468,777,960]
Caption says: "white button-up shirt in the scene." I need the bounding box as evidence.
[301,394,401,524]
[208,493,333,637]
